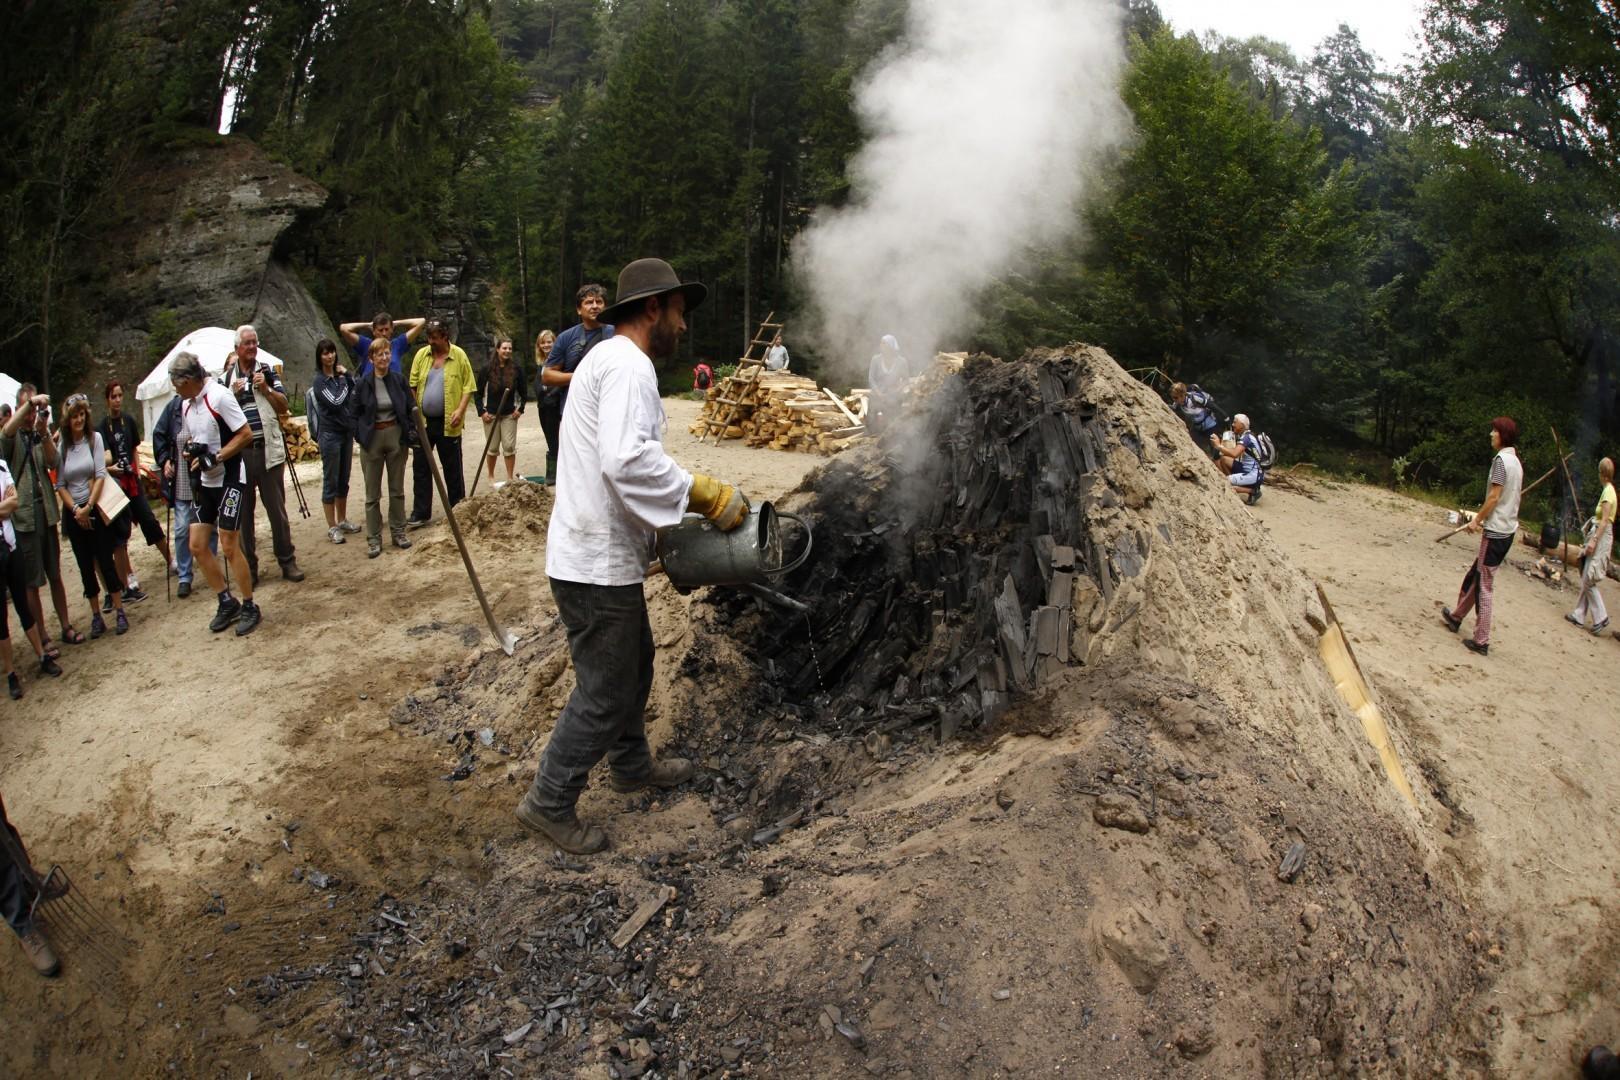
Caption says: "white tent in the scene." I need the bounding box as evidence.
[0,373,21,414]
[136,328,284,440]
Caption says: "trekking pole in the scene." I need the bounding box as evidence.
[412,405,517,656]
[468,387,513,499]
[285,454,311,519]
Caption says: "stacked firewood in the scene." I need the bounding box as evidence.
[279,416,322,463]
[688,373,869,455]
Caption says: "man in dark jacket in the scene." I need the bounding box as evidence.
[1,794,60,977]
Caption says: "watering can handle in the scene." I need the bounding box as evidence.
[773,511,813,576]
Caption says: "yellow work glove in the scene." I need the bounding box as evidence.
[688,473,750,531]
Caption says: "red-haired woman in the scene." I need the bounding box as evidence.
[1442,417,1522,656]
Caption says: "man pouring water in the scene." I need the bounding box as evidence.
[516,258,749,854]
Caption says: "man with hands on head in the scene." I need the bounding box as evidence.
[339,312,426,376]
[516,258,748,855]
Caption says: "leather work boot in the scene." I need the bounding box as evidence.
[281,561,305,582]
[18,927,60,977]
[610,757,694,794]
[515,797,608,855]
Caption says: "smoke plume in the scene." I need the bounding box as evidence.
[795,0,1131,380]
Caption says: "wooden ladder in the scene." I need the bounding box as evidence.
[699,312,782,444]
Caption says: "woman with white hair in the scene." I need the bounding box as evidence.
[1211,413,1262,504]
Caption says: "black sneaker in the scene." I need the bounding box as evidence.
[406,515,432,530]
[1462,638,1488,656]
[210,596,242,633]
[7,673,20,700]
[101,593,113,613]
[177,581,192,599]
[123,586,148,604]
[38,655,62,678]
[236,600,261,637]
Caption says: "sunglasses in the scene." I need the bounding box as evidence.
[64,393,89,408]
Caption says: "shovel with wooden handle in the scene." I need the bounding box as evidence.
[412,405,518,656]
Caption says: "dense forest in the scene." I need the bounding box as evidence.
[1,0,1616,517]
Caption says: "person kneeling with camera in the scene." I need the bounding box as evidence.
[168,352,262,636]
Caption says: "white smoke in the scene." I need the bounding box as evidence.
[795,0,1131,379]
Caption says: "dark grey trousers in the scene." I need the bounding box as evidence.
[240,442,297,573]
[526,578,656,819]
[0,794,37,937]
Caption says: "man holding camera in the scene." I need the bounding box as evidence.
[169,352,262,636]
[1,386,78,649]
[222,324,303,584]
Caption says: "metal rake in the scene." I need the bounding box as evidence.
[1,826,134,975]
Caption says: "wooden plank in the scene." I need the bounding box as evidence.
[611,885,677,950]
[823,387,862,426]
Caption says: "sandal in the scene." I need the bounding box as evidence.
[40,640,60,660]
[59,626,86,645]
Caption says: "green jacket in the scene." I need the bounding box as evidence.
[0,429,60,532]
[408,343,477,437]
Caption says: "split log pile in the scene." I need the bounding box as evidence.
[721,351,1119,739]
[688,373,869,454]
[279,416,321,463]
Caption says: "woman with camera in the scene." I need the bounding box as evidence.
[352,337,418,558]
[0,456,64,698]
[53,394,129,637]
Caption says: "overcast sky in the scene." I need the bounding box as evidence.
[1153,0,1427,69]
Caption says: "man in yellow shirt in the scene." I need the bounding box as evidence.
[406,318,476,523]
[1568,456,1615,635]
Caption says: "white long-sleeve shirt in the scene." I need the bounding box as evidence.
[546,335,693,586]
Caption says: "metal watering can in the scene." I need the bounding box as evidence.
[655,501,813,612]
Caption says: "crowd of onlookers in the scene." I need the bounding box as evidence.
[0,288,640,699]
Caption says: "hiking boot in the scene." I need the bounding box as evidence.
[210,595,242,633]
[339,520,362,534]
[38,655,61,678]
[281,562,305,582]
[236,600,261,636]
[1440,607,1462,633]
[392,531,412,550]
[123,585,148,604]
[177,580,192,599]
[1462,638,1488,656]
[115,609,129,635]
[610,757,695,794]
[328,526,346,545]
[515,798,608,855]
[367,539,382,559]
[18,927,59,977]
[89,612,106,639]
[7,673,20,700]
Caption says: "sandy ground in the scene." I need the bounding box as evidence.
[1261,476,1620,1074]
[0,390,1615,1075]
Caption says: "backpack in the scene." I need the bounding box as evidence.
[1251,432,1276,470]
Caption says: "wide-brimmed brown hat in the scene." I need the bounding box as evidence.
[599,258,708,325]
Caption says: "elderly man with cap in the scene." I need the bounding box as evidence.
[516,258,749,854]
